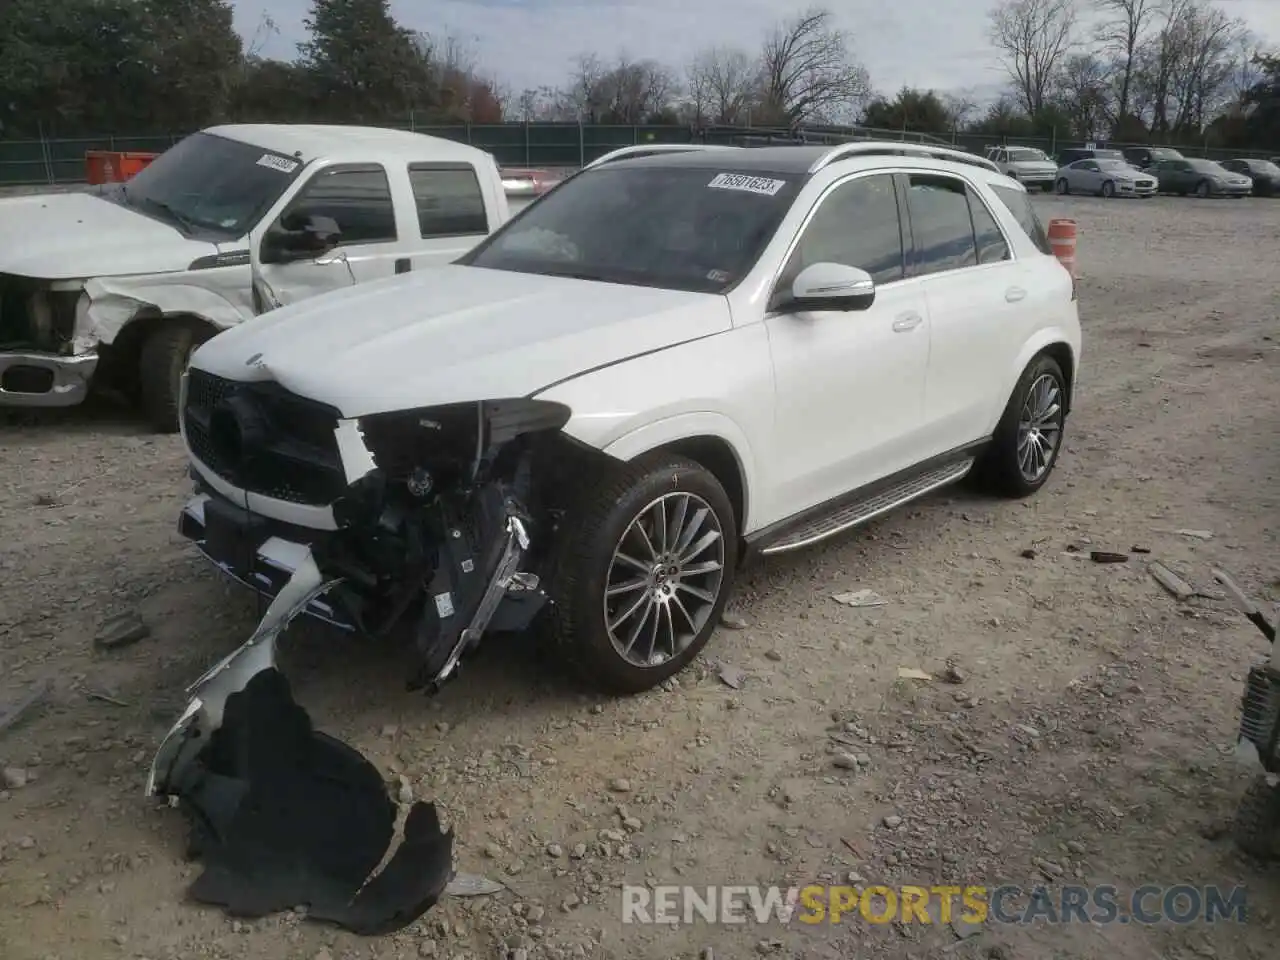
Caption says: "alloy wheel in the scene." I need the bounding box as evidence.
[1016,373,1063,483]
[603,492,726,668]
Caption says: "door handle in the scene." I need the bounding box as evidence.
[1005,287,1027,303]
[892,312,922,332]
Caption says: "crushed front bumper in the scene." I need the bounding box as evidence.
[0,350,97,407]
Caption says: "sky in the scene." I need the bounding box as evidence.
[228,0,1280,105]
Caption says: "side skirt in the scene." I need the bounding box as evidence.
[741,439,990,563]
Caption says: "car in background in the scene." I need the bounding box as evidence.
[1121,145,1184,170]
[1219,158,1280,196]
[984,145,1058,191]
[1057,147,1127,167]
[1054,157,1157,198]
[1150,157,1253,198]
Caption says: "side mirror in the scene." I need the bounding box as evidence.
[779,262,876,313]
[261,214,342,264]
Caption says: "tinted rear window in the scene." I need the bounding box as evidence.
[991,184,1051,255]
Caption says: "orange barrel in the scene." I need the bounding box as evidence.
[117,152,157,179]
[1047,218,1077,277]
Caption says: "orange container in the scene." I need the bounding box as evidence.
[1046,218,1077,277]
[85,151,158,185]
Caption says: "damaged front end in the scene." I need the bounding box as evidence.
[149,376,581,930]
[0,273,97,406]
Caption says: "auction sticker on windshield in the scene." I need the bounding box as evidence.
[707,173,786,196]
[257,154,300,174]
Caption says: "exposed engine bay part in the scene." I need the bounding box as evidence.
[147,551,455,934]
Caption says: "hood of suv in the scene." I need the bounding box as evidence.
[190,264,732,418]
[1008,160,1057,175]
[0,191,218,279]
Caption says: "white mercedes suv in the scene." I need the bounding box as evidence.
[175,140,1081,697]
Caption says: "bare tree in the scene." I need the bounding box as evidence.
[562,54,676,123]
[1135,0,1246,136]
[758,8,871,125]
[940,90,979,132]
[1053,53,1112,137]
[688,46,760,124]
[988,0,1079,115]
[1092,0,1157,125]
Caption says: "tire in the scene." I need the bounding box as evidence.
[547,453,738,694]
[1234,777,1280,861]
[138,317,215,433]
[974,353,1068,498]
[1196,180,1210,198]
[1055,178,1069,195]
[1101,180,1115,198]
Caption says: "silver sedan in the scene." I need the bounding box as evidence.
[1054,158,1158,198]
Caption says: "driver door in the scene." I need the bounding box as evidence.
[764,173,930,514]
[248,162,407,313]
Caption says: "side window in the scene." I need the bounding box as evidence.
[283,165,397,244]
[408,164,489,237]
[778,173,904,291]
[1083,161,1099,171]
[968,188,1010,265]
[905,175,977,276]
[991,184,1053,256]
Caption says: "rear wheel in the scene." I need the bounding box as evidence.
[1055,178,1069,195]
[974,354,1067,498]
[138,317,214,433]
[548,454,738,694]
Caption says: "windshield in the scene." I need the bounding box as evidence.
[1253,160,1280,175]
[458,165,801,294]
[1187,158,1226,174]
[1093,150,1123,160]
[114,132,305,238]
[1149,148,1182,161]
[1008,148,1049,162]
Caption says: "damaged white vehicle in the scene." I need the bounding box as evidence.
[153,141,1081,834]
[0,123,516,430]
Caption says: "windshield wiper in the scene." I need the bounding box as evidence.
[140,197,199,235]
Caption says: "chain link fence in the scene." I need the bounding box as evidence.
[0,120,1268,187]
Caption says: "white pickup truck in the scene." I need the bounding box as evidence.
[0,124,525,430]
[983,145,1058,192]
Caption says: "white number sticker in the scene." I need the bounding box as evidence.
[256,154,300,174]
[707,172,786,196]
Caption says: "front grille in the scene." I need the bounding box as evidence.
[1137,180,1154,187]
[184,369,349,506]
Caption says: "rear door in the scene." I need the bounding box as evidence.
[249,162,407,312]
[901,172,1025,454]
[402,163,495,269]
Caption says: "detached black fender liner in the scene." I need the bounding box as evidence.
[174,668,453,935]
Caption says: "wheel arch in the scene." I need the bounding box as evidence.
[101,311,221,389]
[601,415,754,534]
[1005,335,1077,421]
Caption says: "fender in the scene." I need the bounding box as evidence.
[995,327,1079,432]
[599,411,758,533]
[83,268,252,345]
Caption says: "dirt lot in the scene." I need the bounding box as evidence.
[2,193,1279,960]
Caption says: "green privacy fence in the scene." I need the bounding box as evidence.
[0,121,1269,186]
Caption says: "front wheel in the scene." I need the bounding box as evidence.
[138,318,214,433]
[1101,180,1115,198]
[973,354,1067,498]
[1196,180,1211,198]
[548,454,738,694]
[1055,178,1069,195]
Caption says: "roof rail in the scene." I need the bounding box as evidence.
[809,141,1001,175]
[583,143,740,170]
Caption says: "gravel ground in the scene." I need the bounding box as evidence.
[1,193,1279,960]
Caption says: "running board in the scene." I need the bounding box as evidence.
[759,458,975,556]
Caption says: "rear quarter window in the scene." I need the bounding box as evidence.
[991,184,1052,255]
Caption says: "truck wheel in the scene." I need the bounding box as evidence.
[1234,776,1280,860]
[973,353,1067,498]
[139,318,214,433]
[548,453,738,694]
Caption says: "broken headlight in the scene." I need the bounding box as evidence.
[356,399,573,488]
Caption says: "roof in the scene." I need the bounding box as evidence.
[202,124,490,165]
[603,141,1000,178]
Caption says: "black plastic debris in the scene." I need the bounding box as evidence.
[168,667,454,935]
